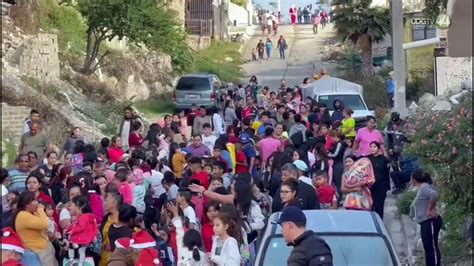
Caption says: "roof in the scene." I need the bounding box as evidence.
[304,77,363,99]
[180,73,216,78]
[271,210,379,234]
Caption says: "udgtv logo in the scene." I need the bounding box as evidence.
[410,14,451,29]
[411,18,434,25]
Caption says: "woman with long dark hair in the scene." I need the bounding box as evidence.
[143,123,161,148]
[280,179,302,209]
[411,169,442,266]
[38,151,58,185]
[26,172,58,224]
[14,191,57,266]
[367,141,390,219]
[49,165,73,204]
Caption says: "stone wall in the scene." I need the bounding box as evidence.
[435,56,473,95]
[1,103,30,139]
[187,35,212,50]
[19,33,60,82]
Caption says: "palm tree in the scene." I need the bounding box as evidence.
[331,0,390,77]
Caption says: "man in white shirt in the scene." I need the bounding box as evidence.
[22,109,42,135]
[293,160,314,187]
[201,123,217,155]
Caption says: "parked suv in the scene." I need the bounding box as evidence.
[173,73,222,111]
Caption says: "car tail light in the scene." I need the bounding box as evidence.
[172,91,176,101]
[211,91,216,102]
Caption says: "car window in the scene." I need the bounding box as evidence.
[176,77,210,91]
[262,235,395,266]
[317,95,366,111]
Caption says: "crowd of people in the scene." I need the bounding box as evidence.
[1,72,443,266]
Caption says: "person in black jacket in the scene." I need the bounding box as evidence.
[272,163,320,212]
[273,206,333,266]
[367,141,391,220]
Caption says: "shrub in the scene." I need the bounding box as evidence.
[38,0,87,60]
[340,71,388,109]
[404,92,472,262]
[193,41,245,84]
[396,191,417,215]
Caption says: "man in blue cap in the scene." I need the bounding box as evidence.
[274,206,333,265]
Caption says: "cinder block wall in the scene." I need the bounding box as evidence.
[2,103,30,140]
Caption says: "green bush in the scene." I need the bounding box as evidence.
[38,0,87,60]
[193,41,245,83]
[340,71,388,109]
[396,191,417,215]
[404,92,472,262]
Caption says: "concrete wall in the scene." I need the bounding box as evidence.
[435,56,473,95]
[229,2,249,26]
[19,33,60,82]
[167,0,185,25]
[1,103,30,138]
[187,35,212,50]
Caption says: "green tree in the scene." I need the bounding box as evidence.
[77,0,191,74]
[331,0,390,77]
[231,0,247,7]
[423,0,448,20]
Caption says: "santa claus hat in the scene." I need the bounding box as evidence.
[115,237,131,250]
[130,231,156,249]
[1,227,24,254]
[135,248,160,266]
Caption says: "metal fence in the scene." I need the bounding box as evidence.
[185,19,213,36]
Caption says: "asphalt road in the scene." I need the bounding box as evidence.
[241,24,341,90]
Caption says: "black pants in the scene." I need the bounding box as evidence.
[390,171,410,189]
[370,188,387,220]
[332,161,344,199]
[420,216,443,266]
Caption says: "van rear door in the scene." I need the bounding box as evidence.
[175,76,212,106]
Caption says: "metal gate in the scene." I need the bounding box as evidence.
[185,0,214,36]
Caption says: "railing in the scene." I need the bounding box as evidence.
[185,19,213,36]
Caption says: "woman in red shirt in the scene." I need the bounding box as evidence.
[128,121,144,150]
[201,201,220,252]
[26,172,60,228]
[108,136,125,163]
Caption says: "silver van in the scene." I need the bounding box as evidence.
[173,73,223,111]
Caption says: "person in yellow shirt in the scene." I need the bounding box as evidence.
[313,67,330,80]
[14,191,57,266]
[340,108,356,139]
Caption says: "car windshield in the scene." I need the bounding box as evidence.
[176,77,210,91]
[262,235,395,266]
[317,95,366,111]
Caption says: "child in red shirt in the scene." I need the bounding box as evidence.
[314,173,337,209]
[189,157,210,189]
[234,142,248,174]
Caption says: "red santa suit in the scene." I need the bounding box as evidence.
[2,259,23,266]
[289,5,297,25]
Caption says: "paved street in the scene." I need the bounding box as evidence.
[241,24,341,89]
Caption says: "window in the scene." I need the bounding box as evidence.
[317,95,366,111]
[262,235,395,266]
[412,24,437,41]
[176,77,211,91]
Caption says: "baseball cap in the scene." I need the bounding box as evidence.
[272,206,307,225]
[239,133,251,144]
[293,160,308,172]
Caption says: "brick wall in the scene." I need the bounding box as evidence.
[19,33,60,82]
[2,103,30,140]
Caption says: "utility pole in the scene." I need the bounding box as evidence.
[390,0,407,117]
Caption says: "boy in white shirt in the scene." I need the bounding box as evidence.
[201,123,217,155]
[177,189,197,230]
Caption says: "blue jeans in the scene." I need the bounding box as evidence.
[279,48,285,59]
[265,47,272,59]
